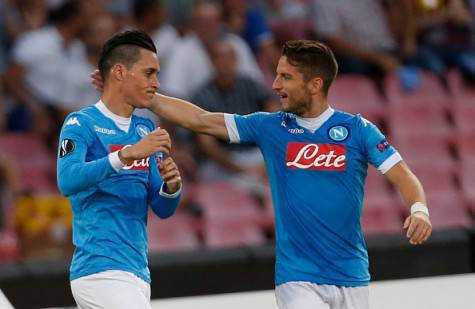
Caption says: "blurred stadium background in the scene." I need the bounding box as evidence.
[0,0,475,308]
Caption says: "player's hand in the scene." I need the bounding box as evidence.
[159,157,182,194]
[119,128,171,163]
[403,212,432,245]
[90,70,104,92]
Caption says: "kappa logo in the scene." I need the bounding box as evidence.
[281,121,287,128]
[66,117,80,126]
[288,128,304,134]
[94,125,116,135]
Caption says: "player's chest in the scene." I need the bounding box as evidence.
[269,124,361,172]
[92,123,152,172]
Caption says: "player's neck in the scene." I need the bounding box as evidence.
[301,98,329,118]
[102,88,134,118]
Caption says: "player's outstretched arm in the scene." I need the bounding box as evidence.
[90,69,230,140]
[385,161,432,245]
[149,93,230,141]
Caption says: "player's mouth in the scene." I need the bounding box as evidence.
[278,93,289,102]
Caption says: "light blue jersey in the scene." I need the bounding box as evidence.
[226,109,401,286]
[57,103,181,283]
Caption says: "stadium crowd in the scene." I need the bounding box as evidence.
[0,0,474,262]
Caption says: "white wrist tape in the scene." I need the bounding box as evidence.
[410,202,429,217]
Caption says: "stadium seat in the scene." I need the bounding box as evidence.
[0,133,56,194]
[364,167,400,209]
[459,166,475,215]
[457,132,475,169]
[147,211,200,253]
[385,70,453,107]
[203,217,266,248]
[453,103,475,134]
[388,104,454,143]
[408,166,459,197]
[329,74,386,122]
[362,203,403,236]
[448,69,475,105]
[190,181,262,220]
[425,191,472,230]
[0,229,20,262]
[392,137,457,173]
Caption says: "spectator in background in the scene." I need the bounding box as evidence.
[257,0,309,22]
[160,0,263,99]
[255,0,312,45]
[3,0,48,44]
[4,0,90,145]
[62,13,117,112]
[221,0,281,90]
[410,0,475,85]
[310,0,445,91]
[133,0,180,72]
[191,39,279,194]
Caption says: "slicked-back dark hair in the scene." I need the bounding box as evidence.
[282,40,338,96]
[98,29,157,81]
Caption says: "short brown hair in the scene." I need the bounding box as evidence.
[282,40,338,95]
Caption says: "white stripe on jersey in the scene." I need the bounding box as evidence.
[224,113,240,143]
[378,152,403,174]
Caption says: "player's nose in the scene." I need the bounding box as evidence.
[272,76,281,91]
[151,76,160,90]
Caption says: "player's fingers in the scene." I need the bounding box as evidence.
[166,177,182,187]
[164,171,180,181]
[162,157,176,169]
[161,169,180,181]
[409,221,425,244]
[421,225,432,243]
[406,217,418,238]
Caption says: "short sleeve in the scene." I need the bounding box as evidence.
[358,116,402,174]
[225,112,269,145]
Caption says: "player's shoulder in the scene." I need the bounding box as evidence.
[62,105,98,129]
[331,109,374,129]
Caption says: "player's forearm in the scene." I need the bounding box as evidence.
[57,156,114,196]
[150,191,181,219]
[151,94,208,133]
[387,162,426,207]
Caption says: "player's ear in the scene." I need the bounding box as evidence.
[308,76,323,95]
[111,63,126,81]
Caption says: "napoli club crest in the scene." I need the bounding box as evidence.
[136,124,151,137]
[328,126,349,142]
